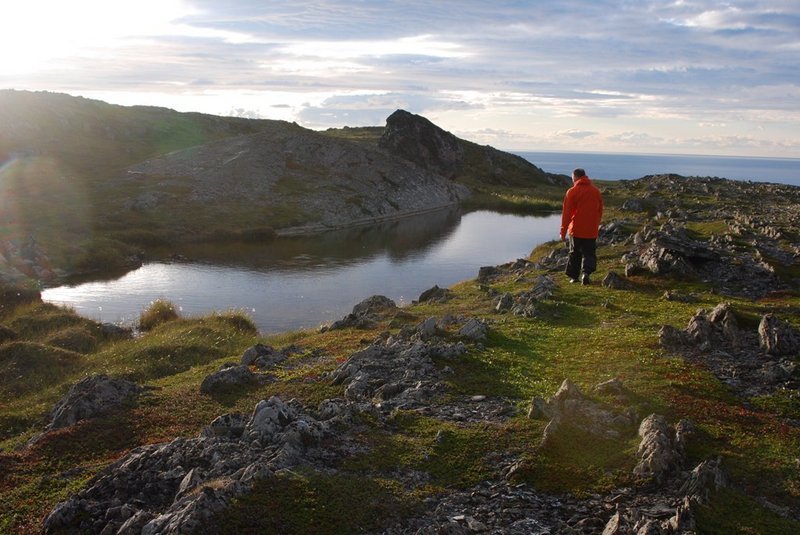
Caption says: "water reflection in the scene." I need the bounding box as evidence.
[44,210,560,334]
[160,207,465,271]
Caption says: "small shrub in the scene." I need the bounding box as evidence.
[139,299,180,331]
[212,311,259,335]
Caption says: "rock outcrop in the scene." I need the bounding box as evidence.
[45,374,143,431]
[616,175,799,299]
[42,396,364,535]
[529,379,638,448]
[323,294,399,331]
[660,304,799,398]
[379,109,568,187]
[378,109,465,179]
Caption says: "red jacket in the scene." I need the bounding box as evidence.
[560,176,603,239]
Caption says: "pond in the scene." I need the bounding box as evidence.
[42,209,562,334]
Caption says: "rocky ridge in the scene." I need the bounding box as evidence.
[121,120,471,236]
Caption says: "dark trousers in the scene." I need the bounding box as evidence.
[565,236,597,279]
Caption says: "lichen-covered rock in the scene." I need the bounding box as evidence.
[758,313,800,355]
[46,374,143,431]
[324,295,397,331]
[459,318,488,342]
[633,414,692,484]
[329,336,466,410]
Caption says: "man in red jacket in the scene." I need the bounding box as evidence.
[560,168,604,285]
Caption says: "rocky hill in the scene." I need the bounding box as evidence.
[116,120,470,237]
[1,91,561,284]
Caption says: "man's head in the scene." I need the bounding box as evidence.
[572,168,586,182]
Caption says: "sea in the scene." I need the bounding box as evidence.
[515,151,800,187]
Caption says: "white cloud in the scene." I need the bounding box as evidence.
[278,35,470,60]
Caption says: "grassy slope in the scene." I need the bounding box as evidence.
[1,180,799,534]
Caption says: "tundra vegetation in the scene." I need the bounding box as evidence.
[1,91,799,534]
[0,173,798,534]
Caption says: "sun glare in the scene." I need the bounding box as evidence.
[0,0,199,75]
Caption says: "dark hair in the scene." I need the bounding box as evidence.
[573,168,586,178]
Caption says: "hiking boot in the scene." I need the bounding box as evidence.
[569,277,578,283]
[581,274,591,285]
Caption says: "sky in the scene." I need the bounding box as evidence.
[2,0,800,157]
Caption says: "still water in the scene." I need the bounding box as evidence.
[43,210,561,334]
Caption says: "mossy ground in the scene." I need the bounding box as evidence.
[2,182,800,534]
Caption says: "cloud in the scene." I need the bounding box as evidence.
[558,130,599,139]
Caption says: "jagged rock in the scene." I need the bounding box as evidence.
[42,395,356,535]
[594,377,626,396]
[633,414,691,484]
[418,285,452,303]
[624,262,646,277]
[679,457,727,504]
[329,336,466,410]
[534,379,637,447]
[478,265,499,282]
[683,303,741,350]
[602,271,633,290]
[199,363,260,394]
[598,220,634,246]
[379,109,465,178]
[417,316,439,340]
[459,318,488,342]
[201,412,248,439]
[658,325,688,347]
[758,314,800,355]
[662,304,800,400]
[324,295,397,331]
[46,374,143,431]
[493,292,514,312]
[533,247,569,271]
[492,275,556,318]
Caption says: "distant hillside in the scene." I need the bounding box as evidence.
[0,90,275,176]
